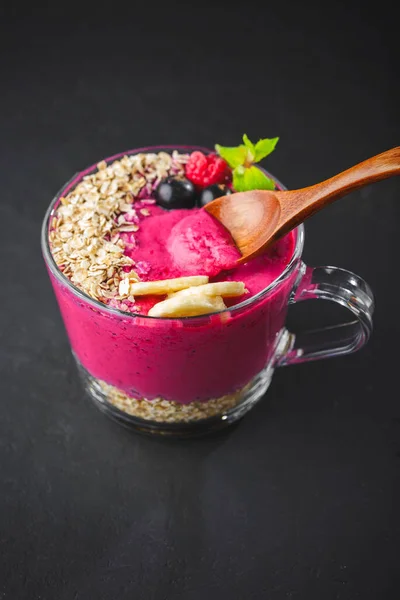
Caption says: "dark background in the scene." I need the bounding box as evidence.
[0,2,399,599]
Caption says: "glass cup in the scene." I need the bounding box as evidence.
[41,146,374,437]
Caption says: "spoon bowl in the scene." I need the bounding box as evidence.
[205,190,281,263]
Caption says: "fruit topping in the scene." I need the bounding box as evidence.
[198,184,231,206]
[146,278,245,317]
[185,151,230,188]
[168,281,245,298]
[119,275,210,297]
[148,294,226,318]
[155,177,196,209]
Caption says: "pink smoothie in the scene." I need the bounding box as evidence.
[50,200,299,403]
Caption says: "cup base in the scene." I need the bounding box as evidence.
[74,357,275,438]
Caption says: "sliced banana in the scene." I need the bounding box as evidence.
[148,294,226,318]
[128,275,209,296]
[169,281,245,299]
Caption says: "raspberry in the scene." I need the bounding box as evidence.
[185,152,230,188]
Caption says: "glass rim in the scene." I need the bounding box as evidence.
[41,145,305,321]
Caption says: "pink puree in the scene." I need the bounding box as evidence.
[51,205,299,403]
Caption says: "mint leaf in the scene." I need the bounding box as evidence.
[233,165,275,192]
[216,135,279,168]
[232,168,246,192]
[242,133,256,159]
[254,137,279,162]
[215,144,247,168]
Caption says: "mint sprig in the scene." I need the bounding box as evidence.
[215,134,279,192]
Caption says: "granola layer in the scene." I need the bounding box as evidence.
[97,379,248,423]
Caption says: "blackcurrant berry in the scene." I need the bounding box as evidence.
[155,177,197,209]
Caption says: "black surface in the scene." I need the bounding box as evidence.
[0,4,399,599]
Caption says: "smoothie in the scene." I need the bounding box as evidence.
[46,147,300,424]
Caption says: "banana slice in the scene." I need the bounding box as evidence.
[148,294,226,317]
[128,276,209,296]
[169,281,245,299]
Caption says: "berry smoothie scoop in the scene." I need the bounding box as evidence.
[205,146,400,263]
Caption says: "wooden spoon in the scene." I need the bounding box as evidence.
[204,147,400,263]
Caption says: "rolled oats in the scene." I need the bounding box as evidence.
[49,151,189,304]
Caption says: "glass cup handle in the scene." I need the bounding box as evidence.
[277,264,374,366]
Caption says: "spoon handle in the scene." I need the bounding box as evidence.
[276,146,400,231]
